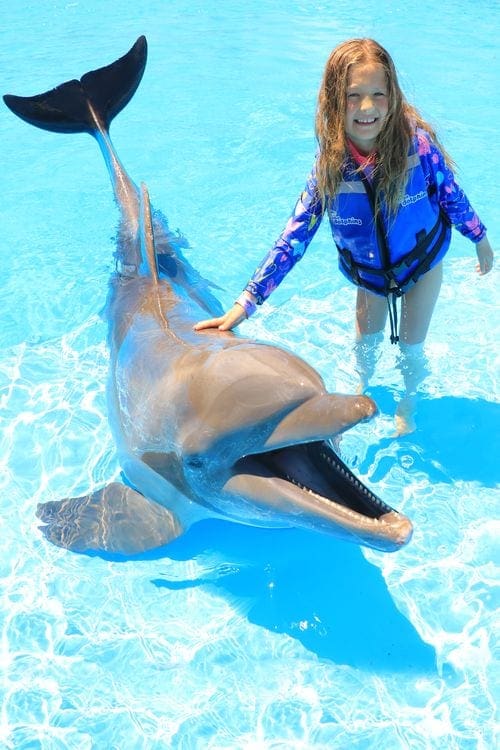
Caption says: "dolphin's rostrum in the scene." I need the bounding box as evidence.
[4,37,413,554]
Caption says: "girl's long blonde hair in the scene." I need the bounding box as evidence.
[315,38,454,214]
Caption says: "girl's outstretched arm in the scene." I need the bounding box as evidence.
[195,161,324,334]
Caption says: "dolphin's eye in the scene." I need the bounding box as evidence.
[186,455,203,469]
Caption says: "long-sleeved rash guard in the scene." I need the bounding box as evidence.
[245,128,486,304]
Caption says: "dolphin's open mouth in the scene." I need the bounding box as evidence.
[234,440,392,518]
[228,439,411,550]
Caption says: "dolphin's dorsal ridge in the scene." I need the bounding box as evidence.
[139,182,159,283]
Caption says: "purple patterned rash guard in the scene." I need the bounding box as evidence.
[245,128,486,304]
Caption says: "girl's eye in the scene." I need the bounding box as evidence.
[347,92,387,100]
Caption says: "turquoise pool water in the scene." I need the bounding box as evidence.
[1,1,498,748]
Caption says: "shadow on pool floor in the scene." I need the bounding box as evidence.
[362,390,500,487]
[152,520,437,675]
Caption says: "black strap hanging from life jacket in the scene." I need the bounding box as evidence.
[387,291,400,344]
[360,172,402,344]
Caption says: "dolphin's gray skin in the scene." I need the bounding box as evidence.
[4,37,413,555]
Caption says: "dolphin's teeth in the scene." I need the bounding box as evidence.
[285,473,308,493]
[254,441,394,518]
[319,446,387,507]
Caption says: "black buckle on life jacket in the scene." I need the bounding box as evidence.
[382,214,449,293]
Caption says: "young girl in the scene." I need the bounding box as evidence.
[195,38,494,433]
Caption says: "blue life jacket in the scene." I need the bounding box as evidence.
[328,148,451,300]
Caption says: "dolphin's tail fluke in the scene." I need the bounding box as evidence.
[4,36,225,315]
[3,36,147,135]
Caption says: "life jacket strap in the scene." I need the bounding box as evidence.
[338,210,449,298]
[387,291,400,344]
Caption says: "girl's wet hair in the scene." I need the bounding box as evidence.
[315,38,453,214]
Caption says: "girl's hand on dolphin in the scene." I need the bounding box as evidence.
[475,236,494,275]
[195,291,258,331]
[194,303,247,331]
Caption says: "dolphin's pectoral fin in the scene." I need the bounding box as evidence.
[36,482,183,555]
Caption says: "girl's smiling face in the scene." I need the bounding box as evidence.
[345,62,389,154]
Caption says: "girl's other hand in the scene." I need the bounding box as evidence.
[475,236,494,275]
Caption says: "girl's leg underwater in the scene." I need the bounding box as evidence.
[352,262,443,434]
[399,261,443,345]
[354,288,387,392]
[396,262,443,434]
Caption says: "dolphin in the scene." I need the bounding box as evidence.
[4,36,413,555]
